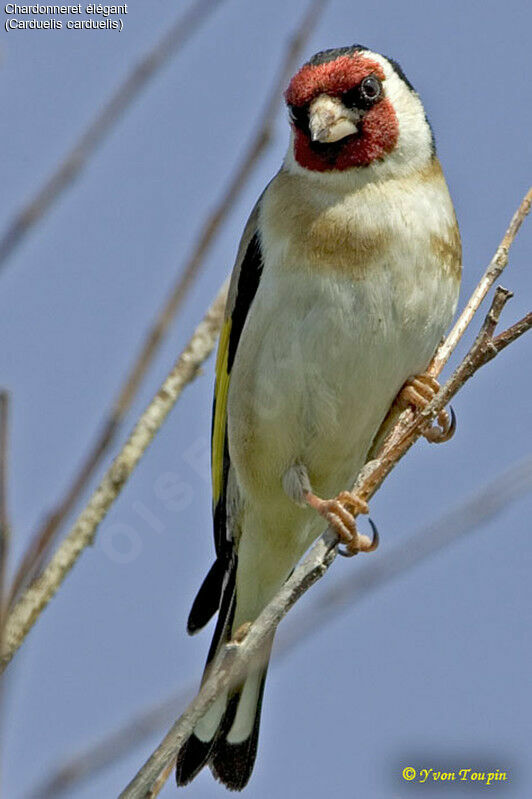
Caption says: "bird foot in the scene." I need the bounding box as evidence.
[397,373,456,443]
[304,490,379,557]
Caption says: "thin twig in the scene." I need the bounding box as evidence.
[0,392,9,638]
[118,198,531,797]
[119,533,338,799]
[430,186,532,374]
[1,285,228,671]
[492,311,532,352]
[0,391,10,780]
[8,0,328,608]
[372,187,531,455]
[354,291,531,504]
[29,454,532,799]
[0,0,228,268]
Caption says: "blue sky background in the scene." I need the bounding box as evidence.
[1,1,531,797]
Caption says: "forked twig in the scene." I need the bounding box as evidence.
[431,186,532,373]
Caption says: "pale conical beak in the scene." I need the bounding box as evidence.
[308,94,359,143]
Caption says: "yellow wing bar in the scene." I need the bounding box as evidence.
[211,317,232,505]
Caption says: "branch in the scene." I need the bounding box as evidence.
[119,533,338,799]
[119,190,531,797]
[1,285,228,671]
[8,0,329,609]
[430,186,532,373]
[30,454,532,799]
[369,187,532,457]
[0,391,9,638]
[353,288,531,504]
[0,0,228,268]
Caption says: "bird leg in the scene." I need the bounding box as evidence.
[304,490,378,557]
[396,372,456,443]
[282,464,379,557]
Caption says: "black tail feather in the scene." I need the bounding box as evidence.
[177,554,273,790]
[187,557,226,635]
[176,557,237,788]
[175,733,214,787]
[209,673,267,791]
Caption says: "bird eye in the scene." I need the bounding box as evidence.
[360,75,382,102]
[288,104,309,131]
[342,74,383,111]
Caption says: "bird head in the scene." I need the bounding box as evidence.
[284,46,435,178]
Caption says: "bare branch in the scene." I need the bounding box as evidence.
[1,285,228,671]
[371,187,531,455]
[29,454,532,799]
[430,186,532,373]
[119,533,337,799]
[0,391,9,637]
[0,0,228,268]
[354,291,530,504]
[8,0,328,608]
[492,311,532,353]
[118,192,531,797]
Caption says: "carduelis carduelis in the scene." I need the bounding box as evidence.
[176,45,461,790]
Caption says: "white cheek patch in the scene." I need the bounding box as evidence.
[367,51,433,169]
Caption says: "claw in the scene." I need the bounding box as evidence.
[425,404,457,443]
[304,489,379,558]
[338,517,379,557]
[397,373,456,445]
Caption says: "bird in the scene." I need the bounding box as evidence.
[175,44,461,791]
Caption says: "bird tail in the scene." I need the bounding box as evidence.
[176,558,272,791]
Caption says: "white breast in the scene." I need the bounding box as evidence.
[228,169,459,504]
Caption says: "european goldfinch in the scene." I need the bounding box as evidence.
[176,45,461,790]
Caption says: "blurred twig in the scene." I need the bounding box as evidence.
[8,0,328,608]
[2,284,228,671]
[118,192,531,797]
[0,392,9,636]
[29,687,194,799]
[29,454,532,799]
[0,0,227,268]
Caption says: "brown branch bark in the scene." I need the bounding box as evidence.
[369,187,532,457]
[30,454,532,799]
[119,533,338,799]
[352,290,530,508]
[8,0,329,610]
[118,189,531,798]
[430,186,532,374]
[0,0,228,268]
[1,285,228,672]
[0,392,9,639]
